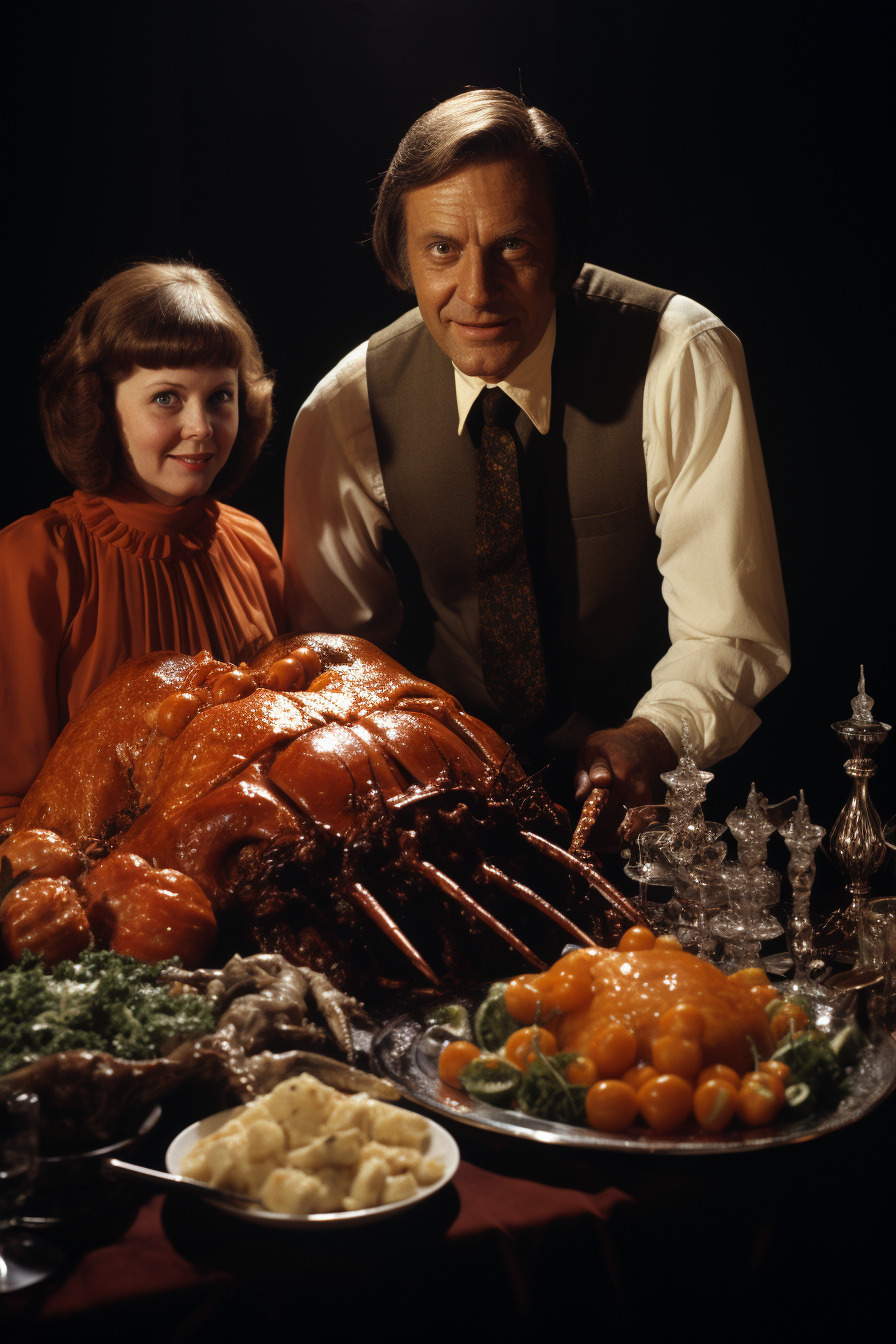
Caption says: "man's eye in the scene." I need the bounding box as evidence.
[432,242,454,256]
[503,238,525,254]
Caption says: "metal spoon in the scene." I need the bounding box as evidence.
[102,1156,260,1207]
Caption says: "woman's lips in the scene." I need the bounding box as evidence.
[169,454,214,471]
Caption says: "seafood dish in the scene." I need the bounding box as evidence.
[1,634,638,990]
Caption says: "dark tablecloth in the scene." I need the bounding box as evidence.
[3,1075,892,1341]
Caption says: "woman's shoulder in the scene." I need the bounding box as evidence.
[213,500,279,554]
[0,496,82,554]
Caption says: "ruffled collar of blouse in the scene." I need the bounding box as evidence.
[70,482,220,560]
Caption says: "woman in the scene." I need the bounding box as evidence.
[0,261,285,822]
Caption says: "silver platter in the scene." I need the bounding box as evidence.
[370,1004,896,1156]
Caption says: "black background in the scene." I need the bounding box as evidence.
[9,1,892,857]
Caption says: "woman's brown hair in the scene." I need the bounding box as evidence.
[40,262,274,496]
[373,88,592,293]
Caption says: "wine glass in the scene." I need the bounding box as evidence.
[0,1092,64,1293]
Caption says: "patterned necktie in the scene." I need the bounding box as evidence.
[476,386,548,728]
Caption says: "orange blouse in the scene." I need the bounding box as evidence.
[0,483,286,820]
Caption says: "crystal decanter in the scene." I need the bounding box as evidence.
[822,667,890,957]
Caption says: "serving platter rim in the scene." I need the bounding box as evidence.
[368,997,896,1156]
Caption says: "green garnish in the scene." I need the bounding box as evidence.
[0,950,216,1075]
[424,1003,471,1038]
[459,1056,522,1107]
[771,1030,849,1108]
[473,982,518,1052]
[516,1049,588,1126]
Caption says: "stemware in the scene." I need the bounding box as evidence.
[779,792,829,1005]
[0,1092,64,1293]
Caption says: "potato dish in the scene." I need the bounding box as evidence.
[180,1073,445,1215]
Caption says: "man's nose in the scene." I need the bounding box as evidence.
[457,247,501,309]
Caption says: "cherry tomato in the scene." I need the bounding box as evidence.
[740,1070,786,1105]
[622,1063,659,1091]
[156,691,201,738]
[618,924,656,952]
[737,1072,785,1126]
[541,960,593,1012]
[211,670,256,704]
[586,1080,640,1132]
[437,1040,481,1089]
[292,646,323,681]
[749,982,780,1008]
[638,1074,694,1133]
[770,1003,809,1040]
[758,1059,791,1084]
[697,1063,742,1091]
[504,976,541,1025]
[651,1033,703,1078]
[658,1003,706,1040]
[693,1079,738,1132]
[585,1023,638,1077]
[504,1027,558,1071]
[263,656,306,692]
[727,967,769,987]
[564,1056,598,1087]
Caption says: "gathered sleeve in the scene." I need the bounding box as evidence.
[631,311,791,765]
[0,510,81,821]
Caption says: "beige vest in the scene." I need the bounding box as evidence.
[367,264,674,763]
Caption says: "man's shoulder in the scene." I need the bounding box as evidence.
[299,340,370,417]
[572,266,730,352]
[369,304,425,352]
[572,264,675,314]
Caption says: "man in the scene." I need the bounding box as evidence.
[283,89,789,846]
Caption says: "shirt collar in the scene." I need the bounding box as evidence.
[453,308,556,437]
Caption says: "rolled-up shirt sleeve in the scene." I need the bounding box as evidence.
[631,303,790,765]
[283,342,402,647]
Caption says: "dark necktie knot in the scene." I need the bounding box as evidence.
[481,386,515,428]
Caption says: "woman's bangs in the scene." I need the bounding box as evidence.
[124,313,244,371]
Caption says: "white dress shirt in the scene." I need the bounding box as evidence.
[283,291,790,766]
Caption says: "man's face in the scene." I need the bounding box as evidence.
[404,157,557,383]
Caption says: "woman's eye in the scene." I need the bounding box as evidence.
[210,389,235,404]
[154,392,177,407]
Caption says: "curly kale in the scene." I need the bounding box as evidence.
[0,950,216,1075]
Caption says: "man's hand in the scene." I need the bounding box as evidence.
[574,718,678,851]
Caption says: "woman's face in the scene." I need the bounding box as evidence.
[113,365,239,506]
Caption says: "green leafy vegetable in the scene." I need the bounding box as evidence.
[473,982,518,1051]
[516,1051,588,1126]
[424,1003,471,1038]
[459,1056,522,1106]
[0,950,216,1075]
[771,1030,849,1108]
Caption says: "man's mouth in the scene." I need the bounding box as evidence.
[452,319,512,340]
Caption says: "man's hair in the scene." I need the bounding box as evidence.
[40,261,274,497]
[373,88,592,292]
